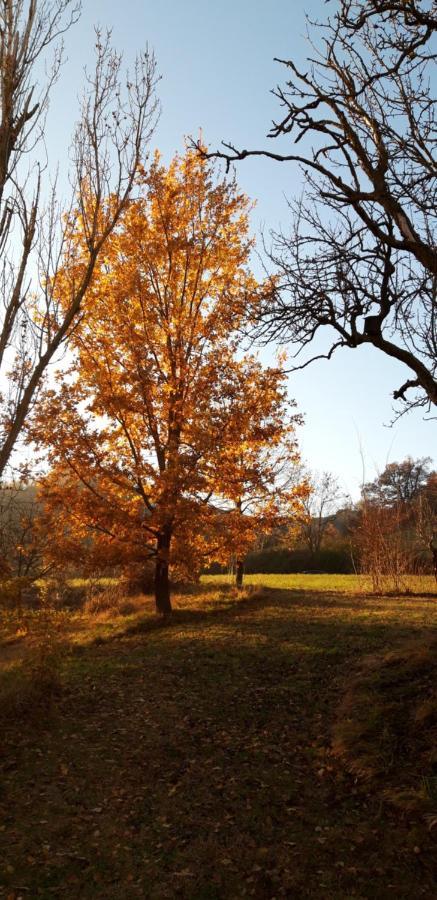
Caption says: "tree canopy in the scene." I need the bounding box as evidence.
[362,457,434,507]
[32,150,306,612]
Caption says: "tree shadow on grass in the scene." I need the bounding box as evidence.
[99,585,436,659]
[166,584,434,623]
[2,585,437,899]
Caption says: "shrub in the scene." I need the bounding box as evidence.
[83,578,126,615]
[83,577,141,616]
[0,576,40,610]
[356,502,412,592]
[22,606,69,699]
[0,605,70,722]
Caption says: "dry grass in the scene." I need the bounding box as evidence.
[83,580,138,617]
[332,636,437,813]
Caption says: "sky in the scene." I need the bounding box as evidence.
[43,0,436,500]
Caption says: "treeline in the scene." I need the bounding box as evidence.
[210,547,354,575]
[209,457,437,581]
[4,457,433,606]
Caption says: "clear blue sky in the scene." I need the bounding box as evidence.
[45,0,436,499]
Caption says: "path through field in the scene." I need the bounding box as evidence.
[1,586,436,898]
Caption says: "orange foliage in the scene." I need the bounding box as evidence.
[32,150,306,610]
[208,360,307,582]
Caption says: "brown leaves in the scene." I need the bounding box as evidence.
[2,583,437,895]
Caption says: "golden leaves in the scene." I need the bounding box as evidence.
[33,147,306,577]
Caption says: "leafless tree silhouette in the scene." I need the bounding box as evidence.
[196,0,436,412]
[0,1,159,477]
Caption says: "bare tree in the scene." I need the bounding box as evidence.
[414,470,437,579]
[0,1,159,478]
[292,467,345,555]
[196,0,436,412]
[0,480,50,580]
[357,499,412,592]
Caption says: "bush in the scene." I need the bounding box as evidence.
[22,606,69,698]
[356,502,412,592]
[0,576,40,610]
[122,568,155,595]
[0,604,70,721]
[84,578,127,615]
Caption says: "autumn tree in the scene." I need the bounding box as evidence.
[0,1,159,479]
[197,0,437,411]
[210,359,306,587]
[32,150,295,615]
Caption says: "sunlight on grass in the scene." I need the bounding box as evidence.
[202,572,437,595]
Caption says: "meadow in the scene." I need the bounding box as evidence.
[1,575,436,898]
[202,572,437,595]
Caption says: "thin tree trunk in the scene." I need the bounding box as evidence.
[235,558,244,589]
[431,542,437,584]
[154,526,172,616]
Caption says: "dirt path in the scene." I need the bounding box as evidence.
[1,588,436,898]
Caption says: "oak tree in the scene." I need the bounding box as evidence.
[33,150,280,614]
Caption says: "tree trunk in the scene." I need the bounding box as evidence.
[154,526,172,616]
[235,558,244,589]
[431,542,437,584]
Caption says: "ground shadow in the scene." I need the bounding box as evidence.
[1,583,436,899]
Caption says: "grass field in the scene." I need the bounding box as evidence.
[1,577,436,898]
[202,572,437,594]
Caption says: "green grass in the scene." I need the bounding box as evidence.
[1,579,437,898]
[203,571,437,594]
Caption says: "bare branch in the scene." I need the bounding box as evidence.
[0,3,159,478]
[195,0,437,412]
